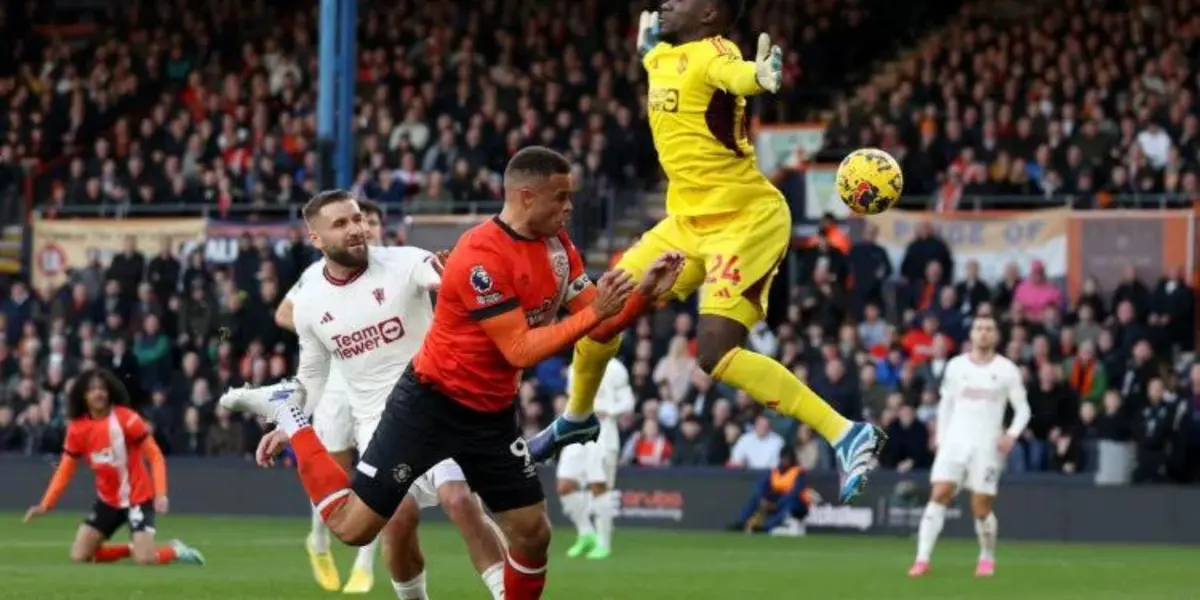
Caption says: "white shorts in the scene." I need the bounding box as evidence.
[555,442,617,487]
[930,445,1004,496]
[313,389,354,453]
[408,459,468,509]
[350,413,464,510]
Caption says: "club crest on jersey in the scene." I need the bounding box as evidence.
[373,287,385,305]
[552,253,569,278]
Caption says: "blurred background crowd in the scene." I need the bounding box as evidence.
[2,0,1200,487]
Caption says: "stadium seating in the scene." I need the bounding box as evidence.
[1,0,1198,486]
[823,0,1200,209]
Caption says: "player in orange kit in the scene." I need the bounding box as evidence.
[23,369,205,566]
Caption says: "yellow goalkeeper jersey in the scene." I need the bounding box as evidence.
[643,36,782,217]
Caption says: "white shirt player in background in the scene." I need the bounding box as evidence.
[556,358,635,560]
[909,314,1031,579]
[250,193,507,600]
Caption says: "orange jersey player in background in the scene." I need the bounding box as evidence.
[23,369,205,566]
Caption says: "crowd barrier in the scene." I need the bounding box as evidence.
[4,457,1197,545]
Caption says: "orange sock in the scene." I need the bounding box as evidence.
[291,427,352,518]
[504,550,547,600]
[156,545,178,564]
[93,544,132,563]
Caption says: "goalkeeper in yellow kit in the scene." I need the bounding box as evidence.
[529,0,886,505]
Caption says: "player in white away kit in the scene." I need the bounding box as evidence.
[908,315,1030,579]
[240,192,507,600]
[275,199,385,593]
[556,358,635,560]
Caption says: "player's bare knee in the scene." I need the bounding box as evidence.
[439,485,479,524]
[694,317,745,374]
[556,480,579,495]
[504,511,552,557]
[929,483,955,505]
[69,548,93,563]
[970,494,994,518]
[588,483,608,496]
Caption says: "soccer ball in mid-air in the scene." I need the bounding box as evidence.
[835,148,903,215]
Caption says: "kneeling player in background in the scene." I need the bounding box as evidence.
[23,369,204,566]
[556,358,635,560]
[909,315,1030,578]
[730,446,812,536]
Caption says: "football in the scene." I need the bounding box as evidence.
[835,148,904,215]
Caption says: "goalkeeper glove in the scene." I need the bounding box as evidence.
[637,11,661,56]
[754,33,783,93]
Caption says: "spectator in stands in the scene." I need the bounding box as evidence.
[671,416,712,467]
[954,259,991,317]
[1065,341,1108,408]
[1013,261,1063,317]
[623,418,672,468]
[1134,378,1179,484]
[880,404,931,472]
[729,416,786,470]
[899,222,952,287]
[846,223,891,317]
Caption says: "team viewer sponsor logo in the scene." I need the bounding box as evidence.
[332,317,405,359]
[618,489,685,522]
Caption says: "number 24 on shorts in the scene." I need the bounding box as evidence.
[705,254,742,285]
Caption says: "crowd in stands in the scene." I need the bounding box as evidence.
[2,220,1198,485]
[822,0,1200,209]
[3,0,1200,487]
[3,0,942,219]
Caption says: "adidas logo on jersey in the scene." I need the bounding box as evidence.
[320,312,335,324]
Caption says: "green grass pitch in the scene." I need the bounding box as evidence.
[0,513,1194,599]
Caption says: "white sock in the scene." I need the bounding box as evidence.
[560,491,594,536]
[975,512,997,560]
[354,535,378,571]
[592,490,618,549]
[392,571,429,600]
[480,562,504,600]
[915,502,946,562]
[309,507,330,553]
[563,410,590,422]
[273,403,310,437]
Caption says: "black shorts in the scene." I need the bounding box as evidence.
[354,366,543,518]
[84,500,156,539]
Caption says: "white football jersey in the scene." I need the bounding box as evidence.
[568,359,635,451]
[290,246,440,421]
[936,353,1031,450]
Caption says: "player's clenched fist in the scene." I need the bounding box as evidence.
[256,428,289,467]
[639,251,686,299]
[593,270,636,318]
